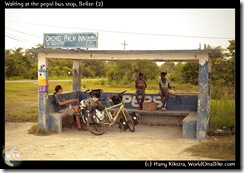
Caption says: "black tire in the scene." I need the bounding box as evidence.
[123,108,135,132]
[86,112,108,135]
[127,120,135,132]
[119,121,127,131]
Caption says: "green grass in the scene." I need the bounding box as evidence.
[184,135,235,160]
[5,82,39,122]
[80,78,198,94]
[208,99,235,135]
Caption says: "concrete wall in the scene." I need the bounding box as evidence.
[46,91,198,137]
[79,91,198,128]
[79,92,198,111]
[141,114,186,126]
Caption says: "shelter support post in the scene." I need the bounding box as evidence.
[72,60,81,92]
[197,54,211,141]
[37,54,49,129]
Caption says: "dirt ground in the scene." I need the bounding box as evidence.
[5,122,218,161]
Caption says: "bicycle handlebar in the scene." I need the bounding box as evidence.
[84,89,126,100]
[84,89,91,94]
[84,89,103,95]
[108,90,127,99]
[119,90,127,96]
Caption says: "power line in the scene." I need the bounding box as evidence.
[6,27,42,38]
[5,32,38,44]
[5,35,24,43]
[7,20,235,40]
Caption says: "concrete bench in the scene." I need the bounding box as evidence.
[46,91,198,137]
[47,91,79,133]
[127,109,193,125]
[127,109,197,138]
[182,112,197,138]
[48,112,70,133]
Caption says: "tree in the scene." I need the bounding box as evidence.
[106,61,160,84]
[80,63,95,78]
[182,62,199,85]
[5,48,38,79]
[160,62,175,73]
[48,59,73,77]
[211,40,235,86]
[170,62,185,84]
[81,60,107,77]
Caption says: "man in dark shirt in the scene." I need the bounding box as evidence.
[53,85,87,131]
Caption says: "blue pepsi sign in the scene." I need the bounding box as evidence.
[43,32,98,48]
[79,91,198,111]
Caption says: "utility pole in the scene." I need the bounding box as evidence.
[121,40,128,50]
[204,44,206,50]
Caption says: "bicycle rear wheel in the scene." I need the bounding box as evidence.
[127,120,135,132]
[86,112,109,135]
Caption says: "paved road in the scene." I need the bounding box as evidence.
[5,80,72,83]
[5,79,102,83]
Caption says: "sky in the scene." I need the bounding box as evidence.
[5,8,235,51]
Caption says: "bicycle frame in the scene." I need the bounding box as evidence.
[104,102,129,124]
[86,90,135,135]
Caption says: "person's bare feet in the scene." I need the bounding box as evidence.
[161,107,167,111]
[78,126,88,131]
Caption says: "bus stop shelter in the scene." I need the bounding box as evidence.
[30,49,221,141]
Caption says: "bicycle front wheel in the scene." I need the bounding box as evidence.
[86,112,109,135]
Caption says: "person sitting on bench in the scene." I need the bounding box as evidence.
[158,72,174,111]
[53,85,87,131]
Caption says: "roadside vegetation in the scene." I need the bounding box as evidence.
[184,135,235,160]
[28,123,57,136]
[5,40,236,159]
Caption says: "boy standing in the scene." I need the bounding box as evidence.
[135,72,147,110]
